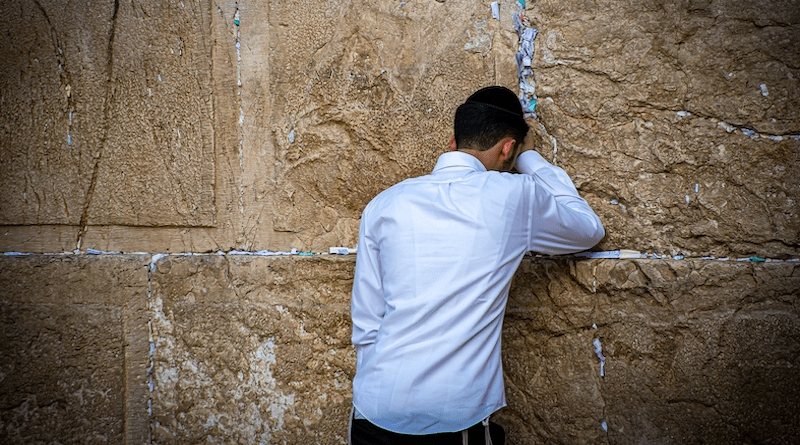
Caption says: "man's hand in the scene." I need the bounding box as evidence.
[521,126,535,152]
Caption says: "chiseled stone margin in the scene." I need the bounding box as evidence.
[0,254,150,445]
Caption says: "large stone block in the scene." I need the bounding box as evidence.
[0,0,107,226]
[525,0,800,257]
[257,0,517,252]
[148,254,799,444]
[0,0,243,253]
[149,254,355,444]
[0,254,150,444]
[2,0,798,256]
[501,258,800,444]
[0,0,219,227]
[85,0,218,227]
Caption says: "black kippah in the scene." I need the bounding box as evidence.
[464,86,524,118]
[462,100,524,119]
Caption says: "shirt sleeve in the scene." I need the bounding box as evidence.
[350,206,385,368]
[515,150,605,254]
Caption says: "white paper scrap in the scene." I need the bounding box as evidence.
[593,338,606,377]
[329,247,357,255]
[574,250,643,259]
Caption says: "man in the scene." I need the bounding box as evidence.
[350,86,605,444]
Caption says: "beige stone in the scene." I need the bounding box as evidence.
[501,258,800,444]
[2,0,799,443]
[2,0,798,256]
[0,254,149,444]
[144,254,800,444]
[1,254,798,444]
[149,254,355,444]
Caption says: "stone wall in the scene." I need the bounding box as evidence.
[1,0,799,443]
[2,0,798,256]
[0,255,150,444]
[2,254,798,444]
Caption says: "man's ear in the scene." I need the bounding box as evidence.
[449,135,457,151]
[500,138,515,160]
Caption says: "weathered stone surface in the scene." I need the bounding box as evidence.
[258,0,516,252]
[85,0,218,227]
[0,0,242,252]
[2,0,797,256]
[0,254,149,444]
[501,258,800,444]
[0,0,107,226]
[0,0,218,227]
[525,0,800,258]
[145,254,800,444]
[149,254,355,444]
[1,254,798,444]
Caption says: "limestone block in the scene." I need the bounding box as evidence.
[148,255,799,444]
[3,0,797,257]
[149,254,355,444]
[593,260,800,445]
[0,0,110,225]
[85,0,218,227]
[0,0,242,250]
[0,254,149,444]
[525,0,800,257]
[260,0,514,251]
[500,258,800,445]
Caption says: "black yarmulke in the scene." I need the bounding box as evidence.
[465,86,524,118]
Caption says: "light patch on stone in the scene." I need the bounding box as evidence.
[251,339,296,432]
[716,120,735,133]
[152,330,296,442]
[464,18,493,53]
[542,30,594,65]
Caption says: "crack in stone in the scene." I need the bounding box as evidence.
[76,0,121,251]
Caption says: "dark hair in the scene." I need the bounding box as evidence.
[454,86,528,151]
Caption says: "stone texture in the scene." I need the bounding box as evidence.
[256,0,517,252]
[501,258,800,444]
[149,254,355,444]
[85,0,218,227]
[1,254,798,444]
[0,254,149,444]
[145,254,800,444]
[0,0,107,226]
[2,0,799,443]
[0,0,242,252]
[2,0,798,256]
[525,0,800,258]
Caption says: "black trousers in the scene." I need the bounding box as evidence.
[351,416,505,445]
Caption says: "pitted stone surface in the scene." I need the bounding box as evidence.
[149,255,355,444]
[1,0,799,442]
[1,255,798,444]
[261,0,513,252]
[0,255,149,445]
[0,0,218,228]
[144,255,800,444]
[1,0,798,256]
[501,258,800,444]
[524,0,800,258]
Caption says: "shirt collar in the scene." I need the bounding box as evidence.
[432,151,487,174]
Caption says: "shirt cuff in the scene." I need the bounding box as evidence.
[515,150,548,175]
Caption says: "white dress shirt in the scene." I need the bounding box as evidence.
[351,150,604,434]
